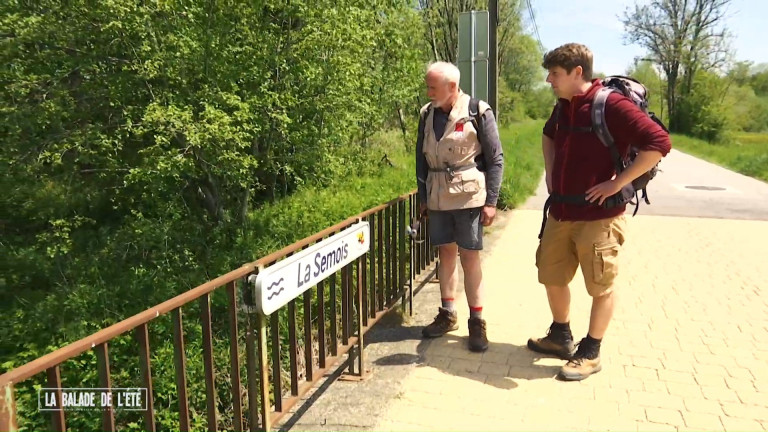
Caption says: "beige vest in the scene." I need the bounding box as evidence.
[421,92,490,211]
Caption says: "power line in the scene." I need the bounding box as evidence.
[526,0,544,51]
[525,0,545,52]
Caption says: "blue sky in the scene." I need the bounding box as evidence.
[527,0,767,75]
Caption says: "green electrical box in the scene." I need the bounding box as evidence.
[458,10,489,102]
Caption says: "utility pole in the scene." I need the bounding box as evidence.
[488,0,498,114]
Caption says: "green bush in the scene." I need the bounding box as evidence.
[676,71,734,142]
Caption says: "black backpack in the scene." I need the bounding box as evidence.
[591,75,669,214]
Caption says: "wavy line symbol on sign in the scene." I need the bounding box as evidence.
[266,277,285,300]
[267,278,284,291]
[267,287,284,300]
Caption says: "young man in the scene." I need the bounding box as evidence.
[528,43,671,380]
[415,61,504,352]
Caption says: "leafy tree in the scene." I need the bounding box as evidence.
[622,0,732,132]
[750,70,768,96]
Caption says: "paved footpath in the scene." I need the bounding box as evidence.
[282,150,768,432]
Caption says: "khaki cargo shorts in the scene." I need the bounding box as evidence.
[535,215,627,297]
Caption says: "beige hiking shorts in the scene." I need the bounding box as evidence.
[535,215,627,296]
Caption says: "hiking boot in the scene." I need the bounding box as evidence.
[557,338,602,381]
[468,317,489,352]
[527,323,575,359]
[422,307,458,338]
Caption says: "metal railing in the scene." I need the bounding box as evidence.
[0,191,438,432]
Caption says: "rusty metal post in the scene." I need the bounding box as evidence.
[398,199,406,313]
[408,196,414,316]
[199,294,218,432]
[356,255,366,378]
[95,343,115,432]
[135,324,156,432]
[46,366,66,431]
[226,281,243,432]
[257,313,271,432]
[172,309,191,432]
[0,382,17,432]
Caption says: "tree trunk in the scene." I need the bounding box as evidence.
[666,76,678,131]
[429,26,440,61]
[397,105,407,140]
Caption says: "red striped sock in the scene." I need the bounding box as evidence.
[441,298,455,312]
[469,306,483,319]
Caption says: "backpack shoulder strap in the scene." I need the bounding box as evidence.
[419,102,433,136]
[420,102,433,121]
[591,88,624,173]
[469,97,484,138]
[469,97,479,116]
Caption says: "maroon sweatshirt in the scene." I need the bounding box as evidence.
[542,79,672,221]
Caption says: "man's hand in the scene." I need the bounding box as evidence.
[480,205,496,226]
[419,203,428,218]
[585,179,623,206]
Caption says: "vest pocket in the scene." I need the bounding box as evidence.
[447,172,480,194]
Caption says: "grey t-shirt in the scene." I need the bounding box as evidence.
[415,106,505,207]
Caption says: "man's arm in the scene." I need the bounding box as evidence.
[605,94,671,158]
[478,109,504,207]
[586,95,671,205]
[542,104,558,194]
[542,135,555,193]
[613,150,663,187]
[585,149,663,205]
[415,112,428,210]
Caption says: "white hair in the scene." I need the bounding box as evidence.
[426,61,460,85]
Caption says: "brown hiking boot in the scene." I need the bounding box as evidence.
[422,307,458,338]
[558,338,602,381]
[468,317,489,352]
[527,323,575,360]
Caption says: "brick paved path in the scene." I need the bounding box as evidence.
[283,150,768,432]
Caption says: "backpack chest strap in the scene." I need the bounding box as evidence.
[557,125,593,133]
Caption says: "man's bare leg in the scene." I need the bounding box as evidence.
[459,248,482,308]
[588,290,615,339]
[545,284,571,324]
[558,290,615,381]
[459,248,488,351]
[421,243,461,339]
[438,244,459,301]
[527,284,575,359]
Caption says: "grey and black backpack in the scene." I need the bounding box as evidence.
[593,75,668,211]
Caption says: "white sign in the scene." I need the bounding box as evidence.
[250,222,370,315]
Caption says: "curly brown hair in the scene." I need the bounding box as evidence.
[541,43,593,81]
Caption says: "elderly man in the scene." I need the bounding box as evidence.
[415,61,504,352]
